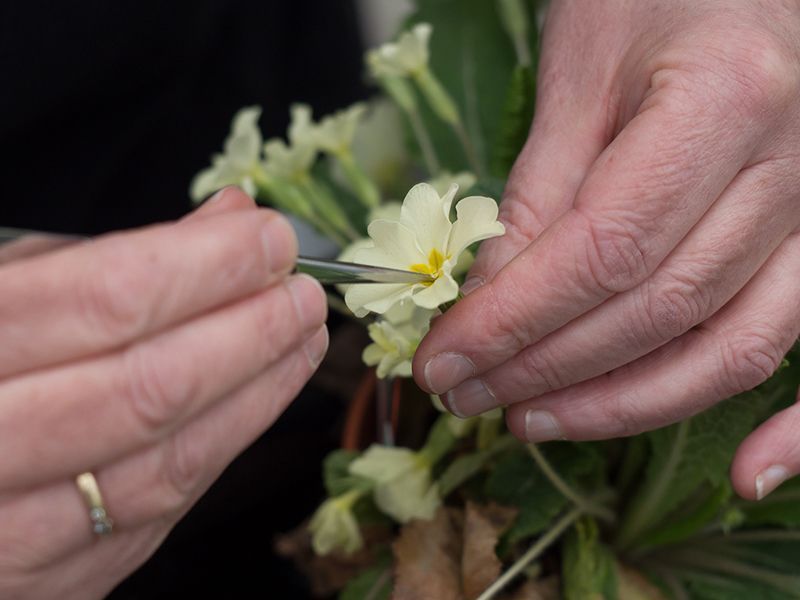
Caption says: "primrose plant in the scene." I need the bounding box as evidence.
[192,2,800,598]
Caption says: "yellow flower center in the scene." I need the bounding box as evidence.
[410,248,448,286]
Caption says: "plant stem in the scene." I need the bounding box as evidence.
[616,419,690,550]
[453,120,484,177]
[336,149,380,209]
[527,444,615,523]
[407,107,441,176]
[476,508,582,600]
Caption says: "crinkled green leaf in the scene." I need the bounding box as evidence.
[638,483,732,549]
[490,65,536,178]
[485,442,605,543]
[438,434,519,497]
[740,477,800,527]
[617,396,757,550]
[686,577,797,600]
[562,516,618,600]
[407,0,540,172]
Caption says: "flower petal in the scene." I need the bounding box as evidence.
[400,182,455,256]
[447,195,505,259]
[224,107,262,170]
[411,273,459,309]
[357,219,426,270]
[345,282,416,317]
[350,445,416,483]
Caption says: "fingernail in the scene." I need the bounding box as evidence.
[461,276,484,296]
[286,274,327,329]
[207,187,229,204]
[755,464,790,500]
[424,353,476,394]
[444,379,497,417]
[262,215,298,273]
[524,410,564,442]
[303,326,329,368]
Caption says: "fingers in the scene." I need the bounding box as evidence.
[0,234,79,265]
[0,274,327,489]
[503,231,800,443]
[443,161,800,415]
[0,191,297,379]
[0,328,327,570]
[179,186,257,224]
[415,73,770,396]
[731,389,800,501]
[463,0,617,290]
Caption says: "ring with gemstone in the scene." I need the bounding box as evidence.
[75,472,114,536]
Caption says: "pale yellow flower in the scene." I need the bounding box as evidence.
[345,182,504,317]
[363,300,436,378]
[308,490,364,556]
[369,23,433,78]
[292,102,367,156]
[349,445,440,523]
[428,171,477,197]
[190,107,264,201]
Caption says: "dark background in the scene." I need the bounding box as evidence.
[0,1,368,597]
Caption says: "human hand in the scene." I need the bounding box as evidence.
[0,188,328,599]
[414,0,800,500]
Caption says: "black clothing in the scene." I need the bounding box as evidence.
[0,2,366,597]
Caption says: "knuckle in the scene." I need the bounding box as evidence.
[640,274,710,342]
[79,240,152,341]
[596,390,645,438]
[497,193,547,243]
[157,433,205,516]
[486,275,535,352]
[721,326,788,393]
[518,348,561,394]
[120,345,196,434]
[576,210,651,293]
[724,37,799,114]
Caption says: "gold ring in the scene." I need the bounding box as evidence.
[75,472,114,536]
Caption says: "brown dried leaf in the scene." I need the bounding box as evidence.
[392,507,465,600]
[275,521,392,598]
[462,502,519,600]
[617,563,667,600]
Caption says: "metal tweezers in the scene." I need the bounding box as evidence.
[0,227,432,285]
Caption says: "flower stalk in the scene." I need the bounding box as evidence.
[527,444,615,523]
[335,148,381,209]
[476,507,583,600]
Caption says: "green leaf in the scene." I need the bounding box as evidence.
[465,176,506,201]
[485,450,566,542]
[485,442,605,543]
[637,483,733,549]
[438,434,519,497]
[616,395,758,550]
[339,563,392,600]
[490,65,536,178]
[323,449,371,497]
[740,477,800,527]
[420,414,459,464]
[562,516,618,600]
[407,0,540,172]
[686,576,798,600]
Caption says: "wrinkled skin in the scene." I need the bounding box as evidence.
[415,0,800,501]
[0,188,328,599]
